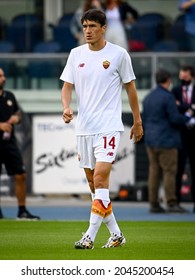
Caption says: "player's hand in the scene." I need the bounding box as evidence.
[63,108,73,123]
[130,122,144,144]
[0,122,12,132]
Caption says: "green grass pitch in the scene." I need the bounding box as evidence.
[0,220,195,260]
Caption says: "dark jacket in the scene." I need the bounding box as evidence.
[118,2,139,22]
[143,85,189,149]
[172,83,195,115]
[0,90,19,144]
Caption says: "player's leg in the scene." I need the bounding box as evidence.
[146,147,165,212]
[75,133,125,248]
[75,163,111,249]
[15,173,26,206]
[93,162,126,248]
[84,168,95,200]
[160,148,180,212]
[5,144,40,220]
[94,132,125,248]
[0,158,4,218]
[85,162,112,238]
[85,167,121,235]
[0,149,6,218]
[15,173,40,220]
[75,136,97,249]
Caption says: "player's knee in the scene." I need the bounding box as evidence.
[93,174,107,188]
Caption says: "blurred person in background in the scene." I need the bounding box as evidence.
[0,68,40,220]
[143,69,191,213]
[178,0,195,51]
[172,65,195,213]
[70,0,104,45]
[103,0,139,50]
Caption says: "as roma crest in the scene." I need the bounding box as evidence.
[103,60,110,69]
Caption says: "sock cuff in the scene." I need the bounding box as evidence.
[92,199,106,217]
[104,202,112,218]
[95,188,110,201]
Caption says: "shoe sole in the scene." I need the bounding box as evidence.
[75,244,94,249]
[102,237,126,248]
[75,246,94,249]
[75,240,94,249]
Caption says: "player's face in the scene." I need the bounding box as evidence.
[0,69,6,90]
[82,20,106,45]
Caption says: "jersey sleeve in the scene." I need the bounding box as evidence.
[119,50,136,84]
[60,50,74,84]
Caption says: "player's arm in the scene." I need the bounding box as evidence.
[124,80,143,143]
[61,81,74,123]
[8,110,21,125]
[0,111,21,132]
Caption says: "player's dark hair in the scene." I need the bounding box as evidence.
[81,8,106,27]
[155,69,171,84]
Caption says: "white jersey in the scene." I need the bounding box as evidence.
[60,42,136,135]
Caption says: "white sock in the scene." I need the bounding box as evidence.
[95,188,110,208]
[85,189,109,241]
[85,212,103,241]
[95,189,121,235]
[91,192,95,201]
[86,189,121,241]
[103,212,121,236]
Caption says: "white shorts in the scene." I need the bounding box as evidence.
[77,132,121,169]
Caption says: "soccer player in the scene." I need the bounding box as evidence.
[0,67,40,220]
[60,9,143,249]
